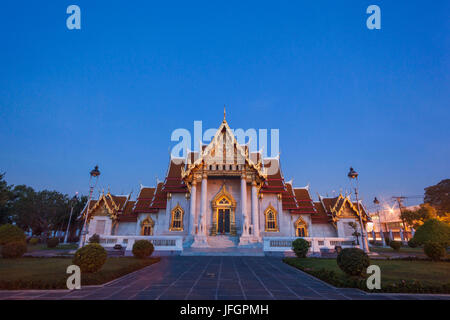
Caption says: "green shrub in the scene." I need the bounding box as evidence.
[390,240,401,251]
[89,234,100,243]
[291,238,311,258]
[413,219,450,246]
[132,240,154,259]
[424,241,446,261]
[28,238,39,245]
[73,243,107,273]
[1,241,27,258]
[336,248,370,276]
[408,238,418,248]
[0,224,26,245]
[47,238,59,248]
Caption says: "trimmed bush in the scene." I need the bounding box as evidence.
[390,240,401,251]
[1,241,27,258]
[337,248,370,276]
[28,238,39,245]
[0,224,26,245]
[73,243,107,273]
[335,245,343,254]
[89,234,100,244]
[132,240,154,259]
[424,242,446,261]
[413,219,450,247]
[47,238,59,248]
[408,238,418,248]
[292,238,311,258]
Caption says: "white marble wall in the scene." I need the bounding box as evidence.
[311,223,337,237]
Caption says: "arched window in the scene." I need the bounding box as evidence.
[264,205,278,232]
[141,217,154,236]
[295,217,308,237]
[170,205,184,231]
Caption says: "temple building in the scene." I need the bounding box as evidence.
[81,116,370,255]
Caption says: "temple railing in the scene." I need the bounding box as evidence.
[97,235,183,251]
[263,237,356,253]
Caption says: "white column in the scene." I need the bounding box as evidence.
[251,181,259,239]
[192,173,209,247]
[241,173,249,236]
[165,195,172,230]
[199,173,207,235]
[189,179,197,236]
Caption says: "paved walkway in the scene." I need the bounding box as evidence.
[1,257,449,300]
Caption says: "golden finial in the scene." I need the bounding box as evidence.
[223,105,226,122]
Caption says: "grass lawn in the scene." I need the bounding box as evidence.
[284,257,450,293]
[0,257,160,290]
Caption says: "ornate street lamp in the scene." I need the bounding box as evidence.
[373,197,379,205]
[347,167,369,253]
[79,165,101,248]
[373,196,385,246]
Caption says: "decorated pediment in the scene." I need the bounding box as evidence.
[329,194,369,222]
[212,185,237,209]
[182,117,265,181]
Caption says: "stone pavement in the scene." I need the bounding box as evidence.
[0,256,449,300]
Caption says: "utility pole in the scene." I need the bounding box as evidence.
[392,196,407,231]
[64,192,78,244]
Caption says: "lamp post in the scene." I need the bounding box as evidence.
[78,166,101,248]
[373,197,385,246]
[64,192,79,244]
[347,167,369,253]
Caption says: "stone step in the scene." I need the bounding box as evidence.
[206,235,238,248]
[181,247,264,256]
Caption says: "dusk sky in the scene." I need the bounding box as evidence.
[0,1,448,210]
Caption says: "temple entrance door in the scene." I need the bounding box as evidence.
[217,208,231,234]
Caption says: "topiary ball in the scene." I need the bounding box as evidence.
[291,238,311,258]
[424,241,446,261]
[337,248,370,276]
[88,234,100,244]
[413,219,450,247]
[73,243,107,273]
[47,238,60,248]
[0,224,26,245]
[390,240,401,251]
[408,238,418,248]
[132,240,154,259]
[1,241,27,258]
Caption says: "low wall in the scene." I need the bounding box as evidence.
[97,235,183,254]
[263,237,356,255]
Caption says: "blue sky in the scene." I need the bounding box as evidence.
[0,1,448,209]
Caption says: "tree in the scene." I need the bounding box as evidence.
[400,203,439,229]
[424,179,450,215]
[10,186,69,238]
[0,172,12,224]
[348,222,361,245]
[412,219,450,246]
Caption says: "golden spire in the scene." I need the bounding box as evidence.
[223,105,226,122]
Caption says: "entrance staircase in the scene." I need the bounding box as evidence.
[207,235,238,248]
[181,235,264,256]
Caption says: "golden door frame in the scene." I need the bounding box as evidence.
[211,185,237,235]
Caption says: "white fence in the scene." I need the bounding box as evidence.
[97,235,183,252]
[263,237,356,254]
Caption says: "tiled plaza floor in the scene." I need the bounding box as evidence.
[0,256,449,300]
